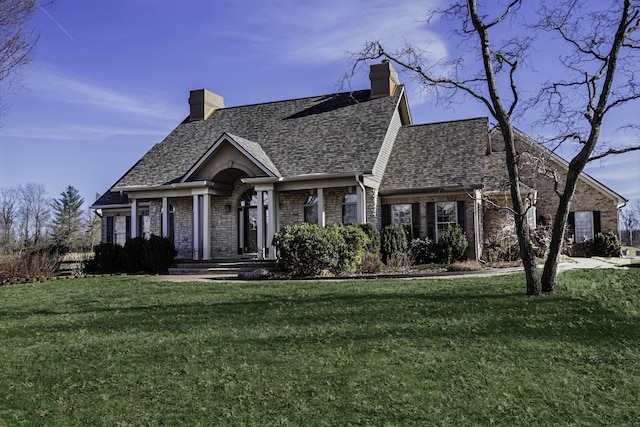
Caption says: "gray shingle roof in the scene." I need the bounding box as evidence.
[224,133,281,177]
[113,89,403,189]
[380,117,488,193]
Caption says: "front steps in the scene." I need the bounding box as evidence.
[169,259,276,277]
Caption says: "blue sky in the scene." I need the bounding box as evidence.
[1,0,638,209]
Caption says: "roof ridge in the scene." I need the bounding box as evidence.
[404,116,489,128]
[215,89,372,111]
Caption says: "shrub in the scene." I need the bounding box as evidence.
[86,236,176,274]
[273,223,370,277]
[436,224,468,264]
[582,231,621,258]
[123,237,147,273]
[329,224,369,274]
[410,237,437,265]
[381,224,409,265]
[274,223,341,276]
[86,243,123,273]
[357,252,384,274]
[357,223,381,255]
[448,260,484,272]
[144,235,178,274]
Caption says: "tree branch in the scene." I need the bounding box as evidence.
[587,145,640,162]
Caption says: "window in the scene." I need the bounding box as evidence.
[391,204,412,237]
[168,204,175,244]
[342,194,358,224]
[436,202,457,240]
[114,216,127,246]
[139,210,151,239]
[304,195,318,224]
[574,211,594,243]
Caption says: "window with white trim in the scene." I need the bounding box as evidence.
[114,216,127,246]
[342,194,357,224]
[436,202,457,241]
[574,211,594,243]
[140,214,151,239]
[304,195,318,224]
[391,204,412,237]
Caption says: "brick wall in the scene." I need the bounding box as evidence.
[380,193,479,259]
[487,132,621,235]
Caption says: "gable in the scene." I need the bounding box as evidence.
[488,128,626,205]
[183,133,280,183]
[380,117,488,194]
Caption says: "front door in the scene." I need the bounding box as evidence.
[238,190,258,254]
[237,189,268,255]
[238,205,258,254]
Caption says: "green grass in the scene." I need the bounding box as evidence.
[1,270,639,426]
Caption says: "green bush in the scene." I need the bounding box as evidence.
[273,223,370,277]
[123,237,147,273]
[436,225,468,264]
[329,224,369,274]
[357,223,381,255]
[144,235,178,274]
[381,224,409,265]
[410,237,437,265]
[86,236,177,274]
[274,223,340,276]
[582,231,621,258]
[86,243,123,273]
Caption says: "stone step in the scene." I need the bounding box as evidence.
[168,259,276,276]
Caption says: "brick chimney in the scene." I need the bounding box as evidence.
[369,60,400,99]
[189,89,224,121]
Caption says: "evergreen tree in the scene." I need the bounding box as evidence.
[51,186,84,251]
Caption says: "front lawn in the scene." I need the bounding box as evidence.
[1,270,639,426]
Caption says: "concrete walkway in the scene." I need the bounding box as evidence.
[556,256,616,272]
[149,256,619,283]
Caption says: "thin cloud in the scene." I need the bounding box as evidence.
[2,124,169,141]
[24,67,183,122]
[215,0,446,66]
[39,6,82,49]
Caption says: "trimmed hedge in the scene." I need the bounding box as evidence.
[273,223,369,277]
[86,235,177,274]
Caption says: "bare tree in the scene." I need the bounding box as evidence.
[17,183,50,250]
[349,0,541,295]
[0,187,18,254]
[534,0,640,293]
[349,0,640,295]
[0,0,51,121]
[620,200,640,247]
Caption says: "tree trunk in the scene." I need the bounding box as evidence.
[501,125,541,296]
[542,163,583,293]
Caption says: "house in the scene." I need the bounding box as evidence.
[92,61,626,261]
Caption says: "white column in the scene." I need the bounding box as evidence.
[202,195,211,260]
[193,195,201,260]
[317,188,325,227]
[130,199,138,238]
[266,188,276,259]
[356,184,366,223]
[162,197,169,238]
[256,190,265,259]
